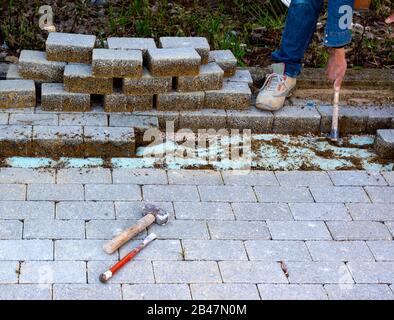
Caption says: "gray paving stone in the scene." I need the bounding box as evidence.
[177,63,223,92]
[232,203,292,221]
[275,171,332,186]
[122,68,172,95]
[219,261,288,283]
[328,171,387,186]
[0,184,26,200]
[168,169,222,185]
[0,113,8,124]
[208,221,270,240]
[123,284,191,300]
[289,203,351,221]
[258,284,328,300]
[310,187,370,203]
[104,93,153,112]
[225,69,253,85]
[0,80,36,108]
[24,219,85,239]
[273,106,321,134]
[0,284,52,300]
[53,284,121,300]
[149,220,210,240]
[0,261,19,283]
[56,201,115,220]
[191,284,260,300]
[6,64,21,80]
[226,107,274,133]
[347,262,394,283]
[374,129,394,158]
[86,219,145,240]
[0,125,32,157]
[209,50,237,77]
[88,261,154,284]
[154,261,221,283]
[142,185,199,202]
[221,170,278,186]
[199,185,256,202]
[157,91,205,111]
[287,262,353,284]
[245,240,311,261]
[107,37,156,55]
[160,37,210,64]
[20,261,86,284]
[58,113,108,126]
[55,240,118,261]
[205,82,251,110]
[365,187,394,203]
[0,201,54,219]
[387,222,394,236]
[382,171,394,185]
[183,240,248,261]
[57,168,111,184]
[367,241,394,261]
[27,184,84,201]
[326,221,392,240]
[324,284,394,300]
[9,113,58,126]
[254,186,313,203]
[178,108,227,130]
[267,221,331,240]
[0,220,23,239]
[174,202,234,220]
[119,239,182,260]
[0,240,53,260]
[112,168,167,184]
[115,201,174,220]
[306,241,374,261]
[85,184,141,201]
[347,203,394,221]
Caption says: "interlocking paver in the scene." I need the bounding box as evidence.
[0,284,52,300]
[328,171,387,186]
[119,240,182,260]
[306,241,374,261]
[267,221,331,240]
[55,240,118,261]
[112,169,167,184]
[0,184,26,200]
[58,113,107,126]
[0,168,55,184]
[56,201,115,220]
[86,219,144,240]
[53,284,121,300]
[382,172,394,185]
[347,262,394,283]
[347,203,394,221]
[123,284,191,300]
[0,201,54,219]
[9,113,58,126]
[245,240,311,261]
[0,240,53,260]
[149,220,210,240]
[387,222,394,236]
[0,113,8,124]
[221,170,278,186]
[57,168,111,184]
[174,202,234,220]
[275,171,332,186]
[258,284,328,300]
[115,201,174,220]
[289,203,351,221]
[310,187,370,203]
[142,185,199,202]
[208,221,270,240]
[365,187,394,203]
[168,169,222,185]
[231,203,292,221]
[24,219,85,239]
[199,186,256,202]
[191,284,260,300]
[326,221,392,240]
[183,240,248,261]
[324,284,394,300]
[0,220,23,239]
[254,186,313,203]
[27,184,84,201]
[367,241,394,261]
[85,184,141,201]
[0,262,19,283]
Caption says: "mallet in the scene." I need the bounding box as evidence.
[103,204,169,254]
[100,233,157,283]
[329,88,340,142]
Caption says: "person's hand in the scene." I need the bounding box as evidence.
[386,14,394,38]
[326,47,347,90]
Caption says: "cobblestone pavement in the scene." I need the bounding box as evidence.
[0,168,393,300]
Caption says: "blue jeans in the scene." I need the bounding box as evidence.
[272,0,353,78]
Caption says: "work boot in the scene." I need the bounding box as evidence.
[256,63,296,111]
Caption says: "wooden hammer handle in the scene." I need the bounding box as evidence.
[103,214,155,254]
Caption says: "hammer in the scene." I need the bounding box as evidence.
[103,204,169,254]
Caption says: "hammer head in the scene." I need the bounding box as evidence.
[142,204,169,225]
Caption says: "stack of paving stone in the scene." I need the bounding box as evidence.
[0,32,252,113]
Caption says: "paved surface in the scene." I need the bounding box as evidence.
[0,168,393,300]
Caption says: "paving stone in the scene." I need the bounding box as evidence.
[365,186,394,203]
[55,240,118,261]
[86,219,145,240]
[123,284,191,300]
[58,113,107,126]
[154,261,221,283]
[254,186,313,203]
[27,184,84,201]
[56,201,114,220]
[0,284,52,300]
[20,261,86,284]
[209,50,237,77]
[199,185,256,202]
[0,125,32,157]
[160,37,210,64]
[275,171,332,186]
[0,220,23,239]
[324,284,394,300]
[245,240,311,261]
[108,115,158,143]
[222,170,278,186]
[382,171,394,185]
[178,108,227,130]
[0,168,55,184]
[9,113,58,126]
[0,201,54,219]
[0,113,8,124]
[183,240,247,261]
[18,50,66,82]
[168,169,222,185]
[267,221,331,240]
[107,37,156,55]
[219,261,288,283]
[92,48,143,78]
[191,284,260,300]
[205,82,251,110]
[24,219,85,239]
[289,203,351,221]
[115,201,174,220]
[64,64,113,94]
[328,171,387,186]
[88,261,154,284]
[6,64,22,80]
[208,221,270,240]
[123,68,172,95]
[136,109,180,129]
[147,47,201,77]
[0,80,36,108]
[57,168,111,184]
[347,203,394,221]
[85,184,141,201]
[53,284,121,300]
[142,185,199,201]
[306,241,374,261]
[120,239,182,260]
[366,107,394,133]
[224,69,253,85]
[149,220,210,240]
[104,93,153,112]
[112,168,166,185]
[46,32,96,63]
[41,83,91,112]
[347,262,394,283]
[232,203,292,221]
[157,91,205,111]
[273,106,321,134]
[0,240,53,260]
[367,241,394,261]
[259,284,328,300]
[177,63,223,92]
[386,222,394,236]
[326,221,392,240]
[0,261,19,283]
[226,107,274,133]
[0,184,26,200]
[310,186,370,203]
[174,202,233,220]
